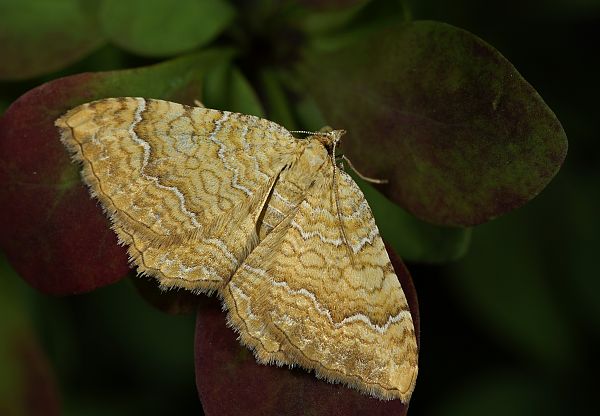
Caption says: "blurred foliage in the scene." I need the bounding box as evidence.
[0,256,60,416]
[0,0,594,415]
[0,0,104,80]
[98,0,235,57]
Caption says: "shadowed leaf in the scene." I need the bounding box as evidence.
[0,0,104,80]
[299,21,568,226]
[132,275,201,315]
[258,69,297,129]
[0,50,232,294]
[203,63,265,117]
[302,0,410,51]
[99,0,235,57]
[195,244,419,416]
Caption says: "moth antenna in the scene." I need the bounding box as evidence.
[290,130,317,135]
[289,130,337,136]
[342,155,388,184]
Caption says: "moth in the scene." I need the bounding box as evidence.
[55,97,418,401]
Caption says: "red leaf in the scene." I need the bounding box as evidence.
[0,74,129,294]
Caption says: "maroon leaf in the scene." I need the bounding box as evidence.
[0,51,232,294]
[195,244,419,415]
[299,21,568,226]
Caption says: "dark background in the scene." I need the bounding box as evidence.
[1,0,598,415]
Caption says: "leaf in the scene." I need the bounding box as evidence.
[0,256,61,416]
[195,244,419,416]
[257,69,297,129]
[99,0,235,57]
[302,0,411,51]
[228,68,265,117]
[0,50,232,295]
[299,21,568,226]
[203,63,265,117]
[0,0,105,80]
[353,174,471,262]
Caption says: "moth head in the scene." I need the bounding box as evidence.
[314,129,346,153]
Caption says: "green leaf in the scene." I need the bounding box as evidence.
[229,68,265,117]
[352,174,471,263]
[257,69,297,129]
[302,0,411,51]
[0,50,232,294]
[0,0,105,80]
[294,93,328,130]
[299,21,568,226]
[203,63,265,117]
[99,0,235,57]
[259,68,329,131]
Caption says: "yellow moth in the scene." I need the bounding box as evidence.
[55,97,418,401]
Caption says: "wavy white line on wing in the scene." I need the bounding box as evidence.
[129,98,201,228]
[301,198,371,221]
[241,264,411,334]
[229,282,258,320]
[291,220,344,246]
[240,124,270,181]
